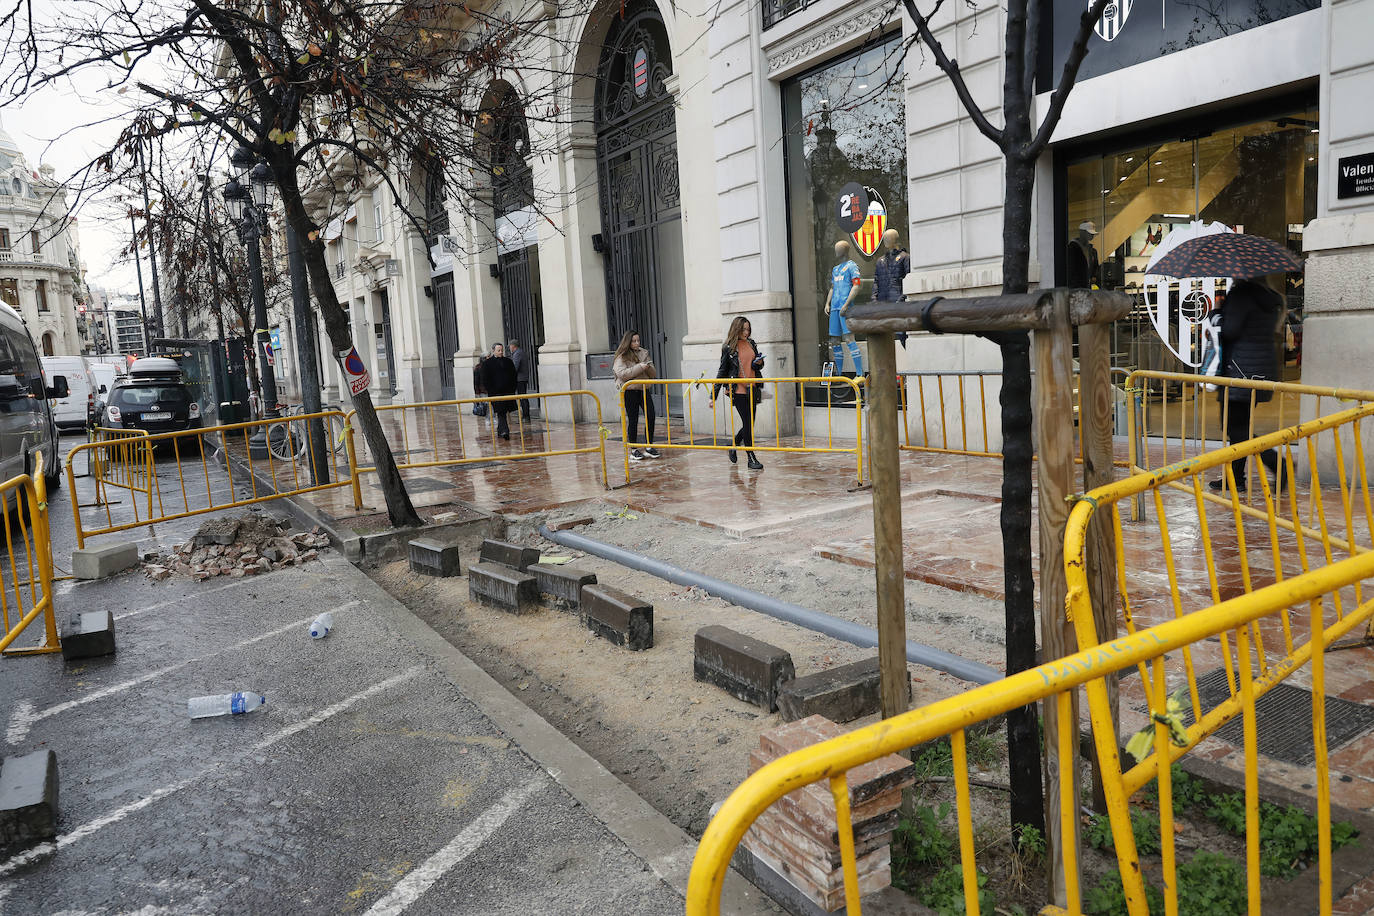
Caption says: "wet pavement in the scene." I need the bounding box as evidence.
[0,435,771,915]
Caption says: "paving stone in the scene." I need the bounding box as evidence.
[192,516,241,547]
[777,657,911,724]
[478,538,540,571]
[694,625,794,712]
[408,537,461,577]
[0,750,58,847]
[549,516,595,531]
[580,583,652,650]
[468,562,538,614]
[71,541,139,580]
[60,611,115,661]
[531,564,596,609]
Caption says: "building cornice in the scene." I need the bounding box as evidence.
[764,0,899,79]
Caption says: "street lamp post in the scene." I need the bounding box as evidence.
[224,148,280,456]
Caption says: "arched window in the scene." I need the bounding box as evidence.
[487,84,533,220]
[41,333,54,357]
[10,178,20,195]
[423,161,449,250]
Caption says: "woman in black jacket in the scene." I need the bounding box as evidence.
[709,317,765,469]
[1211,278,1283,492]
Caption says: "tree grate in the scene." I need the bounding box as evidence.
[1164,667,1374,767]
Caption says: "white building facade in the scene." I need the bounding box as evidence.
[278,0,1373,435]
[0,120,86,357]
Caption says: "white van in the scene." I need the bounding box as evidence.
[40,356,99,431]
[89,363,120,405]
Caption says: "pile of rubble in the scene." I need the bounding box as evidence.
[143,513,331,582]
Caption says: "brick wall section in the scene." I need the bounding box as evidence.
[693,625,795,711]
[742,715,914,911]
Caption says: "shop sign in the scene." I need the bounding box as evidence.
[1337,152,1374,200]
[852,190,888,257]
[835,182,868,234]
[269,328,281,352]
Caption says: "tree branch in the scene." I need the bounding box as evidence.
[1024,0,1111,158]
[901,0,1004,148]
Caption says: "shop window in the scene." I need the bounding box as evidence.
[1064,107,1317,430]
[782,36,906,394]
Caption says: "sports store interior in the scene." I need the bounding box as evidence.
[781,35,906,403]
[1060,102,1318,434]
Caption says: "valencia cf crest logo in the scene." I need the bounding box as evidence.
[1092,0,1132,41]
[852,188,887,257]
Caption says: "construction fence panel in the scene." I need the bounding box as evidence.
[687,402,1374,916]
[0,455,58,657]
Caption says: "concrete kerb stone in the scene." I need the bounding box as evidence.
[71,541,139,580]
[408,537,462,577]
[694,625,795,712]
[479,538,540,571]
[0,749,58,848]
[60,610,116,661]
[468,562,539,615]
[532,564,597,610]
[580,583,653,650]
[776,657,910,724]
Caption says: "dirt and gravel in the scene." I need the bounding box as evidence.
[368,504,1014,838]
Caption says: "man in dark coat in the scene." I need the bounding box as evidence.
[509,338,532,421]
[479,342,519,439]
[1211,278,1283,492]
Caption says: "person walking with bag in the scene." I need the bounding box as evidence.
[710,316,765,470]
[1210,278,1283,492]
[614,331,661,461]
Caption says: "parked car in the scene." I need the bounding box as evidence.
[0,304,65,489]
[89,363,121,408]
[99,357,201,437]
[40,355,100,431]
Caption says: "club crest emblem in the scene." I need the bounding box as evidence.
[852,189,887,257]
[1091,0,1132,41]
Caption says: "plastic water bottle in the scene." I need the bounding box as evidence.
[310,612,334,639]
[187,692,266,719]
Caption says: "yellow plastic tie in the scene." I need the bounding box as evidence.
[36,501,46,511]
[1125,689,1188,763]
[598,425,611,440]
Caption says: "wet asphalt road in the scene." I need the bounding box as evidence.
[0,434,687,914]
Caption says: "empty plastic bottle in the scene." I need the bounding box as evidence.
[310,612,334,639]
[187,692,266,719]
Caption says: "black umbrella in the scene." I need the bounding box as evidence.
[1147,232,1303,280]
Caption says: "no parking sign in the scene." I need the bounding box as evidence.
[339,346,371,396]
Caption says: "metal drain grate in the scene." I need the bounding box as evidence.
[1164,667,1374,766]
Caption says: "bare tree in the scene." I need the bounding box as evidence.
[895,0,1112,855]
[0,0,589,527]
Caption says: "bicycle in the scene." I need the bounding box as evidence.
[265,402,348,463]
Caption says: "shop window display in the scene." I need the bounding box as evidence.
[1064,108,1317,434]
[782,38,906,399]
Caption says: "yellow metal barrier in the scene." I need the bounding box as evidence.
[66,411,355,548]
[688,403,1374,915]
[346,390,610,501]
[618,376,865,486]
[0,453,58,657]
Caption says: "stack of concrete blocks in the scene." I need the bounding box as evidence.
[743,715,914,912]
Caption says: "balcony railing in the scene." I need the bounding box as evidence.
[334,260,346,280]
[0,248,51,265]
[762,0,820,29]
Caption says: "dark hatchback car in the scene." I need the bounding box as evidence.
[100,358,201,436]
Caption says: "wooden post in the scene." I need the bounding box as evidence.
[868,331,909,720]
[1033,291,1080,904]
[1078,322,1120,813]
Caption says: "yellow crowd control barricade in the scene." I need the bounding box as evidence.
[66,411,355,548]
[346,390,610,503]
[0,453,58,657]
[898,370,1001,459]
[619,376,865,486]
[688,403,1374,915]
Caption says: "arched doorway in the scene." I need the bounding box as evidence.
[483,81,545,401]
[595,0,686,395]
[41,332,54,357]
[424,160,460,398]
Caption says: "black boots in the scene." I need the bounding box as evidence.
[747,452,763,470]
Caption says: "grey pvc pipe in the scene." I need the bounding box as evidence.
[538,524,1000,685]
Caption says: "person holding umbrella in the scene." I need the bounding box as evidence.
[1210,278,1284,492]
[1147,230,1301,494]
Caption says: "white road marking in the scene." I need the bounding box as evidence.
[113,577,274,621]
[6,601,361,746]
[0,665,423,879]
[363,782,540,916]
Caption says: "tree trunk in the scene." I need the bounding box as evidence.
[267,150,421,529]
[998,152,1045,840]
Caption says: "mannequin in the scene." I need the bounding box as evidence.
[824,239,864,375]
[1066,220,1100,289]
[872,228,910,345]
